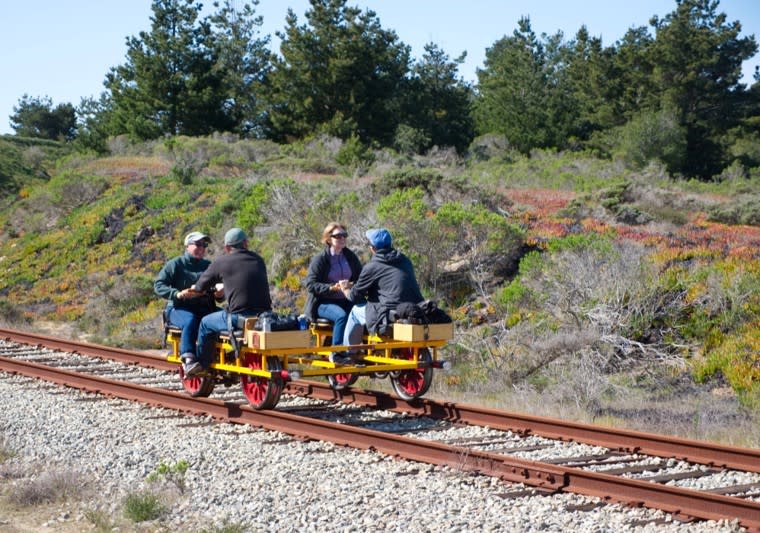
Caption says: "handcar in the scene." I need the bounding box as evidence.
[164,316,452,410]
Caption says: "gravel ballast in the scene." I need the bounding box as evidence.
[0,374,747,532]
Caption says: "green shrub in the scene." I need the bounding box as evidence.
[611,108,687,173]
[123,490,166,522]
[146,460,189,494]
[707,194,760,226]
[335,134,374,173]
[393,124,431,155]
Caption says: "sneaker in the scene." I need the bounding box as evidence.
[329,353,353,365]
[183,360,203,377]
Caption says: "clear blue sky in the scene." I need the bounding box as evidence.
[1,0,758,135]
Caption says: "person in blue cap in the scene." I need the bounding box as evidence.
[185,227,272,376]
[338,228,423,362]
[154,231,216,368]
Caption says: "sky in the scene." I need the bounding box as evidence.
[1,0,758,135]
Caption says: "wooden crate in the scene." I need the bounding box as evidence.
[246,330,311,350]
[393,323,454,342]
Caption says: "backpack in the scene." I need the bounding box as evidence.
[254,311,300,331]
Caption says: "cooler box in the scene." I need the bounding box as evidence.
[393,323,454,341]
[246,330,311,349]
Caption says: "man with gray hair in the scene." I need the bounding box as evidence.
[185,227,272,376]
[154,231,216,367]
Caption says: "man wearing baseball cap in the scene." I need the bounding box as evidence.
[188,228,272,375]
[154,231,216,369]
[339,228,423,358]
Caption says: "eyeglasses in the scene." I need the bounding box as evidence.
[192,241,209,248]
[331,233,348,239]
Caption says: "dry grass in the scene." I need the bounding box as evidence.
[6,469,87,506]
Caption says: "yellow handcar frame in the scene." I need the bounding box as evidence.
[165,318,450,409]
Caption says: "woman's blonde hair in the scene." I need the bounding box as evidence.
[321,222,346,246]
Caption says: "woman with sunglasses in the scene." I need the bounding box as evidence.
[154,231,217,367]
[304,222,363,362]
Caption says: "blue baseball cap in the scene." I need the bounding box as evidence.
[365,228,392,249]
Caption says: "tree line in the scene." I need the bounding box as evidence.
[8,0,760,179]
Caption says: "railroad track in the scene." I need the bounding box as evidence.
[1,328,759,530]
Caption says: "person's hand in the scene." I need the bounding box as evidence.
[177,288,199,299]
[213,283,224,299]
[338,279,351,290]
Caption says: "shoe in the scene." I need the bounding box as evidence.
[329,353,353,365]
[183,360,203,377]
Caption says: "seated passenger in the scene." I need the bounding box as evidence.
[303,222,363,359]
[340,228,423,361]
[154,231,216,366]
[186,228,272,376]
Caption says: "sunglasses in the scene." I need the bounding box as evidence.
[331,232,348,239]
[192,241,209,248]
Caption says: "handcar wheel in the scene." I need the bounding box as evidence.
[390,348,433,401]
[240,354,283,410]
[327,371,358,391]
[179,366,215,397]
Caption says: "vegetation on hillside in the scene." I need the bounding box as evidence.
[0,135,758,440]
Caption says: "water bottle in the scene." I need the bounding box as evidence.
[298,314,308,330]
[261,316,271,332]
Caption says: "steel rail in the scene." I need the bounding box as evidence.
[0,328,176,372]
[285,381,760,474]
[1,354,759,530]
[3,328,760,473]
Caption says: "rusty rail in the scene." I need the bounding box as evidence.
[2,327,758,474]
[1,354,759,530]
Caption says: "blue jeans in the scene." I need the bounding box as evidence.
[196,310,248,369]
[342,304,367,349]
[168,307,208,357]
[317,301,352,346]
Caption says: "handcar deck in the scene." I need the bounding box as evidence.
[165,317,452,409]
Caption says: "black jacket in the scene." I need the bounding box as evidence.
[303,246,363,321]
[346,248,423,334]
[195,249,272,315]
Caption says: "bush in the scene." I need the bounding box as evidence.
[8,470,85,506]
[393,124,431,155]
[707,194,760,226]
[123,490,166,522]
[335,134,374,174]
[612,108,687,173]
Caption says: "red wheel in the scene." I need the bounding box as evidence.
[240,354,283,410]
[390,348,433,400]
[328,371,358,391]
[179,366,215,397]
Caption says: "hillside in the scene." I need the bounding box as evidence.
[1,134,758,446]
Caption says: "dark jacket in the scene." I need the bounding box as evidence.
[303,246,363,321]
[154,252,214,313]
[195,249,272,315]
[346,248,423,334]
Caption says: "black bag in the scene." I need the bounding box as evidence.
[393,302,428,324]
[254,311,299,331]
[418,300,452,324]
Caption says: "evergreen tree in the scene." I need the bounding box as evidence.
[648,0,757,177]
[104,0,229,139]
[265,0,411,145]
[209,0,272,137]
[10,95,77,141]
[401,43,475,154]
[558,26,618,143]
[473,18,552,153]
